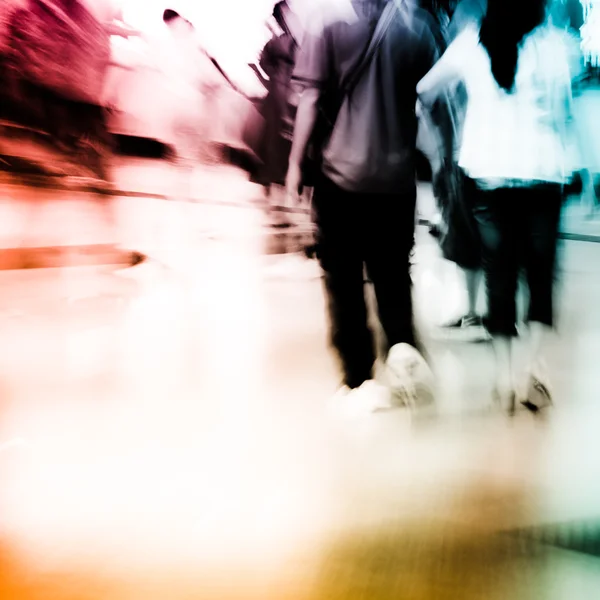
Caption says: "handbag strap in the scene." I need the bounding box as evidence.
[341,0,403,96]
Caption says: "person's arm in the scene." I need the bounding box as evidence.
[417,28,468,107]
[286,87,320,200]
[286,86,319,199]
[416,98,444,174]
[288,87,320,167]
[286,27,329,199]
[417,59,461,107]
[415,24,447,174]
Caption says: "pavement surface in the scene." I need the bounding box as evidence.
[0,150,599,598]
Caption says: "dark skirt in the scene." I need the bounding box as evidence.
[434,166,482,270]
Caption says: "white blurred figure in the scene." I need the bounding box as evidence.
[418,0,577,414]
[145,8,222,267]
[550,0,599,216]
[581,2,600,69]
[576,6,600,215]
[158,8,221,200]
[256,1,300,228]
[416,0,490,341]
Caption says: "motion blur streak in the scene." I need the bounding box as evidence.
[0,0,600,599]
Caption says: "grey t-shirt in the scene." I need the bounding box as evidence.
[293,1,439,193]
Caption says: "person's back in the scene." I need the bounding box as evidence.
[294,0,439,193]
[420,17,573,186]
[464,23,570,185]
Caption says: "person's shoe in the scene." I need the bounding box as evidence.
[329,380,392,419]
[438,314,491,343]
[519,367,553,414]
[385,343,436,410]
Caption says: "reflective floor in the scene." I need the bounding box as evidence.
[1,175,600,599]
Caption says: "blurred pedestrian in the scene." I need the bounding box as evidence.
[287,0,439,412]
[550,0,600,216]
[257,1,301,227]
[418,0,576,413]
[417,0,489,341]
[160,8,222,199]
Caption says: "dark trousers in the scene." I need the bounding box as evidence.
[472,184,563,337]
[312,176,417,389]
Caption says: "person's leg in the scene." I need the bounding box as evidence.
[525,322,547,374]
[473,188,520,403]
[464,267,482,317]
[490,333,514,410]
[313,177,374,389]
[439,175,486,330]
[581,168,599,217]
[362,190,435,409]
[463,174,486,321]
[363,188,435,408]
[364,188,418,352]
[520,184,563,407]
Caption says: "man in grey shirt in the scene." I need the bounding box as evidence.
[286,0,439,409]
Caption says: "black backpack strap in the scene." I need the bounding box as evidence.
[342,0,402,96]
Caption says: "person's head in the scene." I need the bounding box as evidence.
[272,1,289,32]
[479,0,549,92]
[163,8,194,34]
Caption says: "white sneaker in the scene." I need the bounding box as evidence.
[517,362,553,413]
[385,343,436,409]
[329,380,392,419]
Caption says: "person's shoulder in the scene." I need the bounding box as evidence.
[399,6,441,52]
[301,0,354,38]
[454,22,480,44]
[443,22,479,57]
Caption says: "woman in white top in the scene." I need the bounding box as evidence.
[418,0,574,413]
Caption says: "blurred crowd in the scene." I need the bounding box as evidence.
[0,0,599,414]
[278,0,598,414]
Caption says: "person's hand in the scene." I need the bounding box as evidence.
[286,161,303,204]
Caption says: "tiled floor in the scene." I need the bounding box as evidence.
[0,172,600,598]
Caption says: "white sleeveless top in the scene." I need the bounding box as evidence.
[418,23,574,188]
